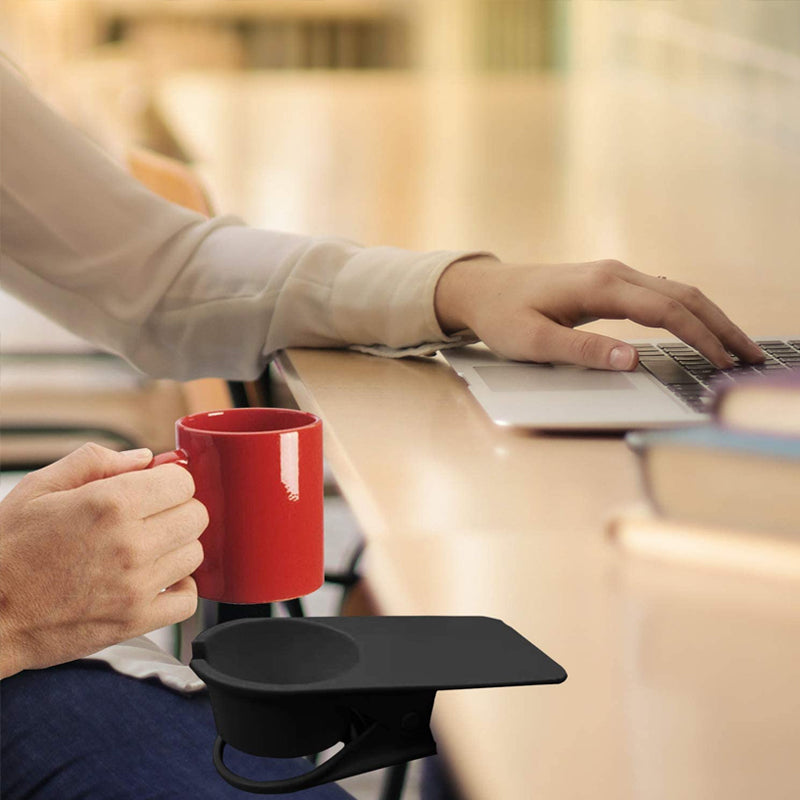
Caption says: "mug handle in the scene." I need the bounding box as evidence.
[149,449,189,469]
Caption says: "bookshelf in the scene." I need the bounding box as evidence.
[16,0,411,71]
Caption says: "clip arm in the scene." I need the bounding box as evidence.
[212,694,438,794]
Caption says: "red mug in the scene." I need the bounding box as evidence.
[151,408,324,604]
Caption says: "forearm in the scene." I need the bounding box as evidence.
[122,227,479,380]
[0,60,482,380]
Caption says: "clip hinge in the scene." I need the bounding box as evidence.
[213,690,437,794]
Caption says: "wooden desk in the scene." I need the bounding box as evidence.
[158,71,800,799]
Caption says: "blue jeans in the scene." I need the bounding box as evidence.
[0,660,354,800]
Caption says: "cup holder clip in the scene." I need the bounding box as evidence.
[191,616,566,794]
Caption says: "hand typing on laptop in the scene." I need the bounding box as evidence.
[434,257,765,371]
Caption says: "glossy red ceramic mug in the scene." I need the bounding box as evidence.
[151,408,324,604]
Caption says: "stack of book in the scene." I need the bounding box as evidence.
[609,370,800,578]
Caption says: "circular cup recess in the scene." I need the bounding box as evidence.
[203,619,360,686]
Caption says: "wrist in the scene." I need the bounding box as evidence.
[0,615,26,680]
[0,574,31,679]
[434,255,499,334]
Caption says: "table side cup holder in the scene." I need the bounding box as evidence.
[191,616,566,794]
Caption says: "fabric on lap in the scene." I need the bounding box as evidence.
[0,660,354,800]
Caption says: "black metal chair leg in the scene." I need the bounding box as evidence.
[283,597,306,618]
[379,761,409,800]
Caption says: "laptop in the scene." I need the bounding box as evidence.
[441,338,800,431]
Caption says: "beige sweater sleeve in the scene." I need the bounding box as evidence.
[1,59,484,382]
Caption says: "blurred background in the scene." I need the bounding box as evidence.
[2,3,800,798]
[2,0,799,155]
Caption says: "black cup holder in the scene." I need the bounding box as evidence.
[192,616,565,794]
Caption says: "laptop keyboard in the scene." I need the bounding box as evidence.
[635,339,800,414]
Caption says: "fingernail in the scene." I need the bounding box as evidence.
[120,448,153,461]
[610,346,636,370]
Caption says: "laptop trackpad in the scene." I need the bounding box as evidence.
[474,365,636,392]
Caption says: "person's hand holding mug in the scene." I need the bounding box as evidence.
[0,444,207,680]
